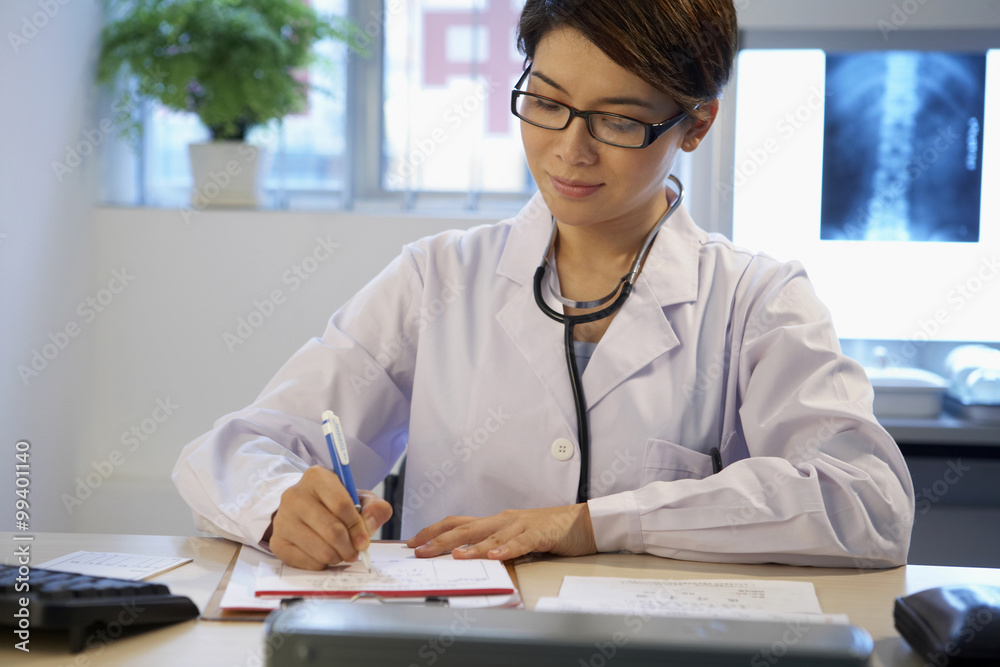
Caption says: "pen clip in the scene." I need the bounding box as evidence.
[710,447,723,474]
[329,416,351,466]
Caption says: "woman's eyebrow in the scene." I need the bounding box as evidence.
[530,70,654,110]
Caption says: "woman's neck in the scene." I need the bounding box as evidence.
[553,186,675,277]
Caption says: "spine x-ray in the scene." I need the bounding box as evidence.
[821,52,986,243]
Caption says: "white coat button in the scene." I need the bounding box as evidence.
[551,438,574,461]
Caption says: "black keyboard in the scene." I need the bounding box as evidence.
[0,563,199,653]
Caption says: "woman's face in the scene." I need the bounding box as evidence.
[520,27,717,235]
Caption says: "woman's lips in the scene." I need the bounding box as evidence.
[549,175,603,199]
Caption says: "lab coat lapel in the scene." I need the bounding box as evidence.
[494,194,581,435]
[495,282,580,435]
[493,195,703,430]
[582,207,702,409]
[580,280,679,409]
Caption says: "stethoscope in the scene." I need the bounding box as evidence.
[533,174,686,504]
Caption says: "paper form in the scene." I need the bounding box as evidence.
[220,542,284,612]
[535,577,849,624]
[37,551,192,581]
[218,545,520,613]
[254,542,516,598]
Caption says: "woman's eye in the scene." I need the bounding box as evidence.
[531,98,563,112]
[599,116,640,133]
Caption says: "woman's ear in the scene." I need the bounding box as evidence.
[680,99,720,152]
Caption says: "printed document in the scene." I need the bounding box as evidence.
[535,577,849,624]
[38,551,192,581]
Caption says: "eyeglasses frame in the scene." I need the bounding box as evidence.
[510,67,691,149]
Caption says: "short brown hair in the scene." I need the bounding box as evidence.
[516,0,738,120]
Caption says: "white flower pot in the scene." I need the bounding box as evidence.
[188,141,270,208]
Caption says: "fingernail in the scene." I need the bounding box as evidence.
[366,517,378,535]
[354,534,368,550]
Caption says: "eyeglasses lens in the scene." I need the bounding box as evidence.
[514,93,646,148]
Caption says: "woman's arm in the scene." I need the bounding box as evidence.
[172,249,424,554]
[588,259,915,567]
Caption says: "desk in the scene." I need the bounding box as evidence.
[882,415,1000,458]
[515,553,1000,667]
[5,532,1000,666]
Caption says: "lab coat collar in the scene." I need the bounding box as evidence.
[496,191,704,309]
[496,192,703,420]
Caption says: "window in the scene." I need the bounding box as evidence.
[115,0,533,212]
[382,0,530,196]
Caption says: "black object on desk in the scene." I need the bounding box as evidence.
[894,585,1000,664]
[0,563,199,653]
[265,600,874,666]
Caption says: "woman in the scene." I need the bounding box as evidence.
[173,0,914,570]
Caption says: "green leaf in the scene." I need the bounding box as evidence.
[97,0,363,142]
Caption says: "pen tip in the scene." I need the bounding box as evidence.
[361,549,373,573]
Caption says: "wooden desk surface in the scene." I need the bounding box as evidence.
[5,532,1000,666]
[514,552,1000,667]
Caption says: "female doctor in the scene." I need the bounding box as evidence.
[173,0,914,571]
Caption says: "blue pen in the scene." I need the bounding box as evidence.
[322,410,373,572]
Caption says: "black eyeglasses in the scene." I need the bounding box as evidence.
[510,67,690,149]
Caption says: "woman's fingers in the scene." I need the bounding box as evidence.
[269,466,393,570]
[358,489,393,535]
[411,505,596,560]
[406,516,480,555]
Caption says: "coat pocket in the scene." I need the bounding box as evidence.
[640,438,716,485]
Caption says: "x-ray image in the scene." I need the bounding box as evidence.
[820,52,986,242]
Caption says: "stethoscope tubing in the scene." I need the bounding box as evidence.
[533,273,634,503]
[533,176,684,504]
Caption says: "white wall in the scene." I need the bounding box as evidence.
[74,208,484,535]
[1,0,103,533]
[740,0,1000,29]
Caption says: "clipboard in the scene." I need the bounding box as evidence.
[200,543,522,622]
[201,544,264,621]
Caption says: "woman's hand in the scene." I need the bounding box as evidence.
[406,504,597,561]
[265,466,393,570]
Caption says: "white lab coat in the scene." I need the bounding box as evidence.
[173,193,915,567]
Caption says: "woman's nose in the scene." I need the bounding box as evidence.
[554,116,599,165]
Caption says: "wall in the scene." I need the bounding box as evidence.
[740,0,1000,28]
[1,0,103,533]
[74,208,483,535]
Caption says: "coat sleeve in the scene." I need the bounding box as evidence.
[171,248,426,549]
[587,258,915,567]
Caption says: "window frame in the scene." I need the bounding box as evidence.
[347,0,533,213]
[107,0,535,216]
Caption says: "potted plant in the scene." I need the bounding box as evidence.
[97,0,362,207]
